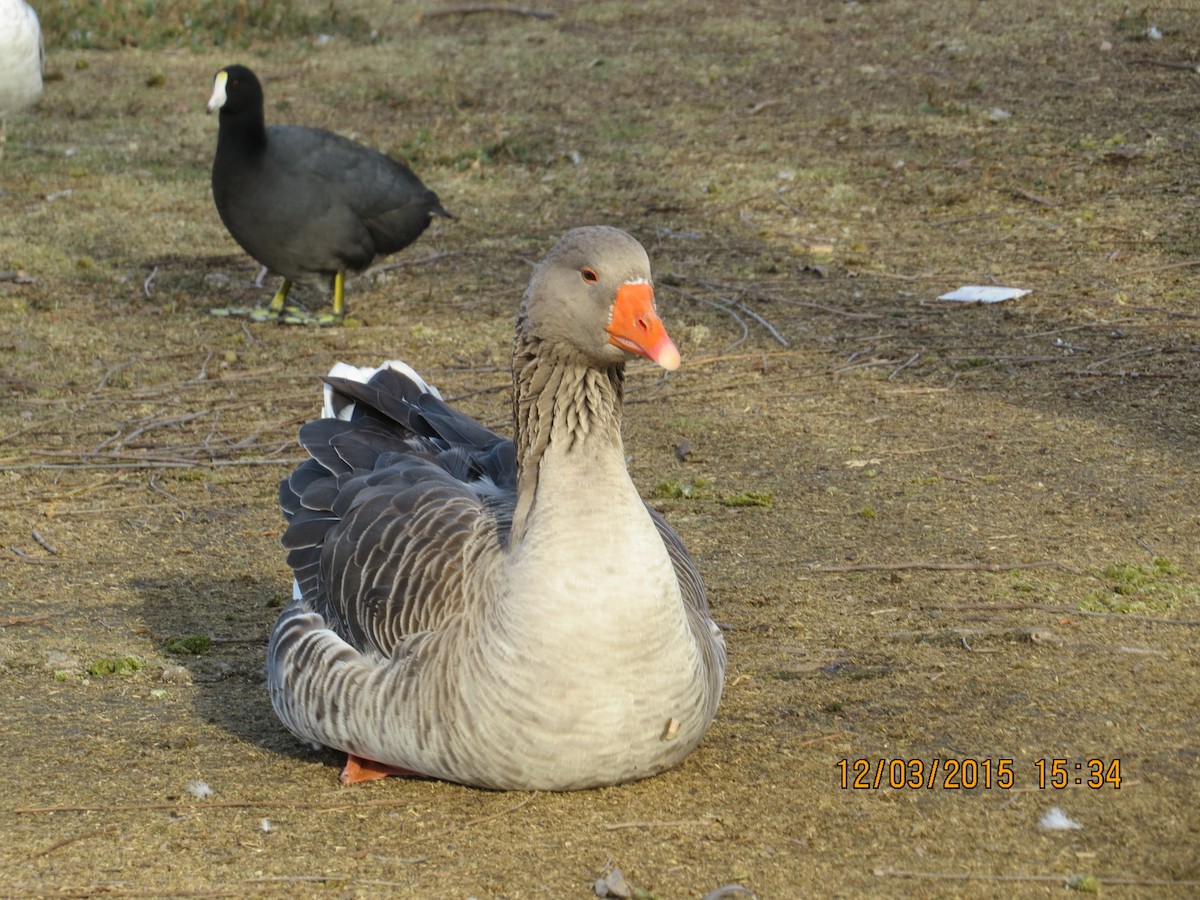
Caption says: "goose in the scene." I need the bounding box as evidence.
[270,226,726,790]
[206,64,451,325]
[0,0,43,163]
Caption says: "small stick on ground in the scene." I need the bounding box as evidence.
[796,731,852,748]
[668,286,750,352]
[421,4,557,20]
[684,350,801,369]
[370,250,460,274]
[601,815,717,831]
[1134,535,1158,556]
[3,614,51,626]
[923,602,1200,627]
[244,875,422,888]
[774,298,884,320]
[1011,187,1056,207]
[16,796,434,815]
[31,825,119,858]
[774,186,803,215]
[691,277,789,347]
[1120,259,1200,278]
[930,467,974,484]
[888,352,920,380]
[8,547,59,564]
[409,795,535,842]
[815,560,1083,575]
[1128,57,1200,72]
[876,867,1200,888]
[0,457,302,472]
[143,265,158,298]
[31,528,58,555]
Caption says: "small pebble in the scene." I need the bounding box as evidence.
[161,664,193,685]
[45,650,80,672]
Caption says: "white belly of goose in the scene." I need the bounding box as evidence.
[302,446,712,791]
[465,446,711,789]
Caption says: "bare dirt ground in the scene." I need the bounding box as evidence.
[2,1,1199,896]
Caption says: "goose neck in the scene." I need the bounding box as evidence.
[509,337,626,534]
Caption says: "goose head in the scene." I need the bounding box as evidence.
[520,226,681,372]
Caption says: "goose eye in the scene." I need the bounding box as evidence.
[581,267,599,284]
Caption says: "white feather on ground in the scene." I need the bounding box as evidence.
[1039,806,1082,830]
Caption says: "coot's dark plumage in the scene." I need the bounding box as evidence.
[207,64,451,324]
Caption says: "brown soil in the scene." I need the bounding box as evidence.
[2,1,1198,896]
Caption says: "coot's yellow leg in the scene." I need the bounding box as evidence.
[332,270,345,319]
[267,278,293,314]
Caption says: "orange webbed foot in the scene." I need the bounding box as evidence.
[339,754,431,785]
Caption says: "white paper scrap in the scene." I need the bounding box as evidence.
[938,286,1030,304]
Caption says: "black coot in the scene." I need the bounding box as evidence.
[207,64,451,324]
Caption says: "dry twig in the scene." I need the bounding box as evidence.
[8,547,59,564]
[796,731,852,748]
[815,560,1083,575]
[687,277,790,347]
[923,602,1200,627]
[888,352,921,380]
[143,265,158,298]
[1011,187,1056,207]
[31,825,119,858]
[18,796,425,815]
[669,286,750,352]
[420,3,557,20]
[31,528,58,555]
[0,457,302,472]
[601,815,717,831]
[876,867,1200,888]
[369,250,461,274]
[355,795,537,849]
[3,614,51,626]
[1127,57,1200,72]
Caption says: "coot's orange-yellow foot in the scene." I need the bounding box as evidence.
[339,754,431,785]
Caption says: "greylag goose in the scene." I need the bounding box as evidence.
[0,0,43,163]
[206,64,450,325]
[270,226,726,790]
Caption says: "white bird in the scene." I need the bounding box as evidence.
[269,226,726,790]
[0,0,43,163]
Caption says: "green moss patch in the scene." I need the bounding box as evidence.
[87,656,146,677]
[1081,557,1192,614]
[720,491,774,508]
[163,636,213,657]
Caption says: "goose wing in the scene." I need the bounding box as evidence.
[278,362,515,656]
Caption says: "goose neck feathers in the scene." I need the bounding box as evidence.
[511,335,625,467]
[509,336,626,542]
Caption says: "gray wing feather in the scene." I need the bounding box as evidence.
[278,366,514,659]
[648,506,727,704]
